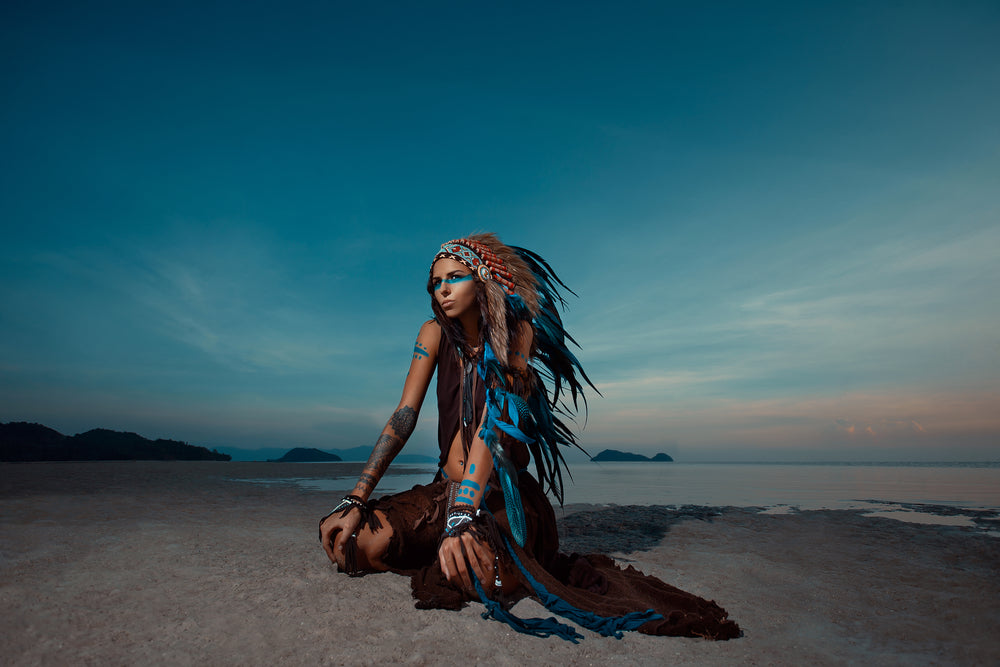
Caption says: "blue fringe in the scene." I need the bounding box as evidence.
[502,535,664,639]
[472,573,583,643]
[468,532,664,641]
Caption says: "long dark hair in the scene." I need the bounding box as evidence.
[426,237,598,505]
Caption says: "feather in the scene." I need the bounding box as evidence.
[436,235,599,515]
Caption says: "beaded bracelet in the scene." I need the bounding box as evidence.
[333,494,368,514]
[318,494,369,542]
[444,506,479,537]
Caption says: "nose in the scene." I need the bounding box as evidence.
[438,281,451,296]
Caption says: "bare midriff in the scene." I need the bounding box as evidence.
[441,430,467,481]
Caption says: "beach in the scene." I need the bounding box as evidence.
[2,462,998,666]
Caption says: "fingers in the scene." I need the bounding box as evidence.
[320,513,360,566]
[462,534,493,587]
[439,534,495,591]
[320,517,341,565]
[322,530,340,564]
[333,524,353,556]
[438,539,464,587]
[442,543,468,589]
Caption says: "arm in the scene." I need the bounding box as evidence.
[438,322,533,588]
[320,321,440,561]
[354,319,440,499]
[437,409,494,588]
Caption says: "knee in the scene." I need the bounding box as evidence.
[340,517,393,573]
[358,527,391,569]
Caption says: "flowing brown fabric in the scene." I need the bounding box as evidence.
[372,474,740,640]
[364,331,740,639]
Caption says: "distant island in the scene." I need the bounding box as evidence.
[1,422,437,464]
[268,447,342,462]
[590,449,674,462]
[0,422,231,462]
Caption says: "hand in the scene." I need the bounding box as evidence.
[438,532,495,591]
[320,507,362,567]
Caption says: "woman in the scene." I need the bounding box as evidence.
[319,234,739,641]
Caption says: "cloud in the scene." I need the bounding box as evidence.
[551,213,1000,461]
[574,212,1000,405]
[580,388,999,459]
[20,227,373,377]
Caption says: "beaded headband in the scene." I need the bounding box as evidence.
[433,239,517,296]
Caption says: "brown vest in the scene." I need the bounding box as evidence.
[436,335,530,471]
[436,336,485,467]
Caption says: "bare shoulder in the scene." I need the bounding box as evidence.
[412,319,441,362]
[419,319,441,341]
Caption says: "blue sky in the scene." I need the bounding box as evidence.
[2,1,998,461]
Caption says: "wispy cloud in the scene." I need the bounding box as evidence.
[25,229,365,375]
[576,216,999,397]
[563,211,1000,460]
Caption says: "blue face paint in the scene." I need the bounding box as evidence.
[433,274,473,291]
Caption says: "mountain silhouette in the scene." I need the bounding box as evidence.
[267,447,342,462]
[0,422,230,461]
[591,448,674,462]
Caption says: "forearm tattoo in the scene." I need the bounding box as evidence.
[364,433,401,479]
[359,405,417,491]
[356,472,379,495]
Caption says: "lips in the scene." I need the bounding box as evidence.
[441,300,455,309]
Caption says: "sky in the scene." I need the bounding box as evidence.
[1,1,998,462]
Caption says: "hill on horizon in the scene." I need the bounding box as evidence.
[0,422,231,462]
[591,448,674,462]
[268,447,342,462]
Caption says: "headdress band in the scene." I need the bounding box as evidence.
[433,239,517,295]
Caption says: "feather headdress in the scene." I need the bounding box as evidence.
[429,234,597,545]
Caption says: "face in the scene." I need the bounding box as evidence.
[431,258,478,320]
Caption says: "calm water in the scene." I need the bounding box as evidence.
[556,462,1000,511]
[282,462,1000,512]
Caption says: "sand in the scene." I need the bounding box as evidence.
[2,461,998,666]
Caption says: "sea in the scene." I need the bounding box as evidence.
[269,461,1000,530]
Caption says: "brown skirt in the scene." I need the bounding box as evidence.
[368,473,740,640]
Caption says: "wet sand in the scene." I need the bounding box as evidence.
[2,462,998,665]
